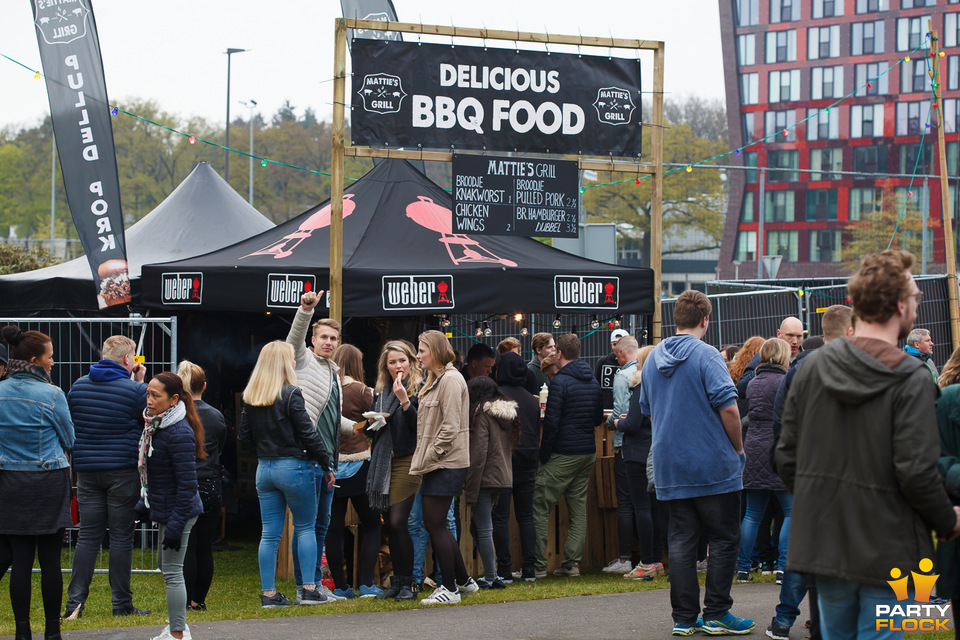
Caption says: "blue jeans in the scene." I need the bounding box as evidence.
[409,490,457,583]
[816,576,905,640]
[775,571,808,629]
[293,465,335,588]
[256,458,319,592]
[738,489,791,573]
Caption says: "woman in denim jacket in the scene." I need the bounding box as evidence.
[0,325,75,640]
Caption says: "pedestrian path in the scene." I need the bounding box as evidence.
[10,583,809,640]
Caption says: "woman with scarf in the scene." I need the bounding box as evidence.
[365,340,422,601]
[0,325,74,640]
[138,371,205,640]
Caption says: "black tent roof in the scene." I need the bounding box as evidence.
[0,163,274,312]
[142,160,654,316]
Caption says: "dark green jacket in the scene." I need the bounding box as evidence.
[778,337,955,587]
[936,384,960,598]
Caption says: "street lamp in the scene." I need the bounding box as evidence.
[224,48,247,183]
[240,100,257,205]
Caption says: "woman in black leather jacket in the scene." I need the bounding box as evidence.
[238,341,331,608]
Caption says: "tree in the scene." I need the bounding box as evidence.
[0,242,61,274]
[843,188,926,271]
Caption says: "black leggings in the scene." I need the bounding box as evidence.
[183,508,221,606]
[8,531,63,624]
[422,495,467,592]
[0,535,11,582]
[387,494,416,577]
[325,494,382,589]
[624,460,665,565]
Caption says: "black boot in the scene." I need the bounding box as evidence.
[44,617,61,640]
[14,619,31,640]
[377,575,400,600]
[395,576,415,601]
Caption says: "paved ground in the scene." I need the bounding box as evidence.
[7,582,814,640]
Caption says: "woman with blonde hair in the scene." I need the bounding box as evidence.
[940,347,960,388]
[411,330,474,604]
[238,341,331,608]
[365,340,423,601]
[737,337,792,583]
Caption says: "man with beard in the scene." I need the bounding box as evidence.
[778,250,960,638]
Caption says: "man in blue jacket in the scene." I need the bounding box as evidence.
[533,333,602,578]
[639,290,753,636]
[64,336,150,619]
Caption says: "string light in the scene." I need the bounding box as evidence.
[261,158,268,167]
[685,166,692,172]
[614,315,622,328]
[735,149,741,156]
[33,71,40,79]
[188,136,196,145]
[553,315,562,329]
[483,322,492,337]
[514,312,523,322]
[579,187,584,194]
[590,315,600,329]
[520,325,529,337]
[110,107,118,116]
[475,324,483,338]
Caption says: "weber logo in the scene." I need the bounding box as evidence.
[267,274,316,308]
[161,273,203,305]
[554,275,619,309]
[382,275,454,311]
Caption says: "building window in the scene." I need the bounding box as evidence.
[849,187,883,220]
[808,25,841,59]
[851,104,884,137]
[950,56,960,91]
[896,101,932,136]
[806,189,839,221]
[766,30,797,63]
[738,34,756,66]
[901,58,932,94]
[899,143,933,174]
[767,149,800,182]
[810,230,842,262]
[853,145,887,174]
[812,66,844,100]
[771,0,801,22]
[856,0,888,11]
[810,148,843,181]
[807,107,840,140]
[897,17,931,51]
[813,0,843,18]
[901,0,935,7]
[765,110,797,141]
[736,230,757,262]
[741,191,755,223]
[745,151,758,183]
[769,69,801,103]
[855,62,889,96]
[945,99,960,134]
[946,14,960,48]
[765,191,796,222]
[743,113,756,141]
[948,141,959,176]
[767,230,799,261]
[852,20,884,55]
[737,0,760,26]
[741,73,759,105]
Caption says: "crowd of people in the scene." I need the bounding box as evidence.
[4,249,960,639]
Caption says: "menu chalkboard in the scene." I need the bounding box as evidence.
[452,154,580,237]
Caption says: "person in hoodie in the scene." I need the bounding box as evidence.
[778,250,960,639]
[64,335,151,620]
[904,327,938,383]
[493,351,542,582]
[465,376,520,589]
[533,333,603,578]
[639,290,754,636]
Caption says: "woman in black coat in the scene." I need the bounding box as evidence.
[736,338,791,582]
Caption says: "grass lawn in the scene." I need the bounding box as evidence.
[0,544,952,640]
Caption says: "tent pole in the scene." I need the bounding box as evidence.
[330,18,347,326]
[650,42,664,343]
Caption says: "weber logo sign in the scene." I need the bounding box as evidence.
[382,275,454,311]
[554,276,619,309]
[267,274,317,308]
[593,87,636,126]
[358,73,407,114]
[162,273,203,305]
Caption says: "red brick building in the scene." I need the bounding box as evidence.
[718,0,960,278]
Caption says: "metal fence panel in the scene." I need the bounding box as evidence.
[661,289,802,349]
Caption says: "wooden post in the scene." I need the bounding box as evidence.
[651,43,665,342]
[330,18,347,325]
[931,25,960,350]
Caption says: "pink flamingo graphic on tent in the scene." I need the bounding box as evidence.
[241,195,356,259]
[405,196,517,267]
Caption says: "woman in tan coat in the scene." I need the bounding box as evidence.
[411,330,474,604]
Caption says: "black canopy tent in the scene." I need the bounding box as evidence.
[0,162,274,313]
[142,160,654,317]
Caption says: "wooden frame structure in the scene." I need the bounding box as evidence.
[330,18,667,340]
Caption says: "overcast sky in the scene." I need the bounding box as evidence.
[0,1,724,133]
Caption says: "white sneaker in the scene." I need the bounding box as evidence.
[602,558,632,573]
[421,585,461,605]
[456,577,480,594]
[152,625,191,640]
[318,584,346,602]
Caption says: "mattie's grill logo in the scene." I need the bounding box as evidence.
[875,558,950,632]
[382,275,454,311]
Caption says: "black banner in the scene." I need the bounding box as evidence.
[351,40,642,157]
[31,0,129,309]
[339,0,401,47]
[453,154,579,237]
